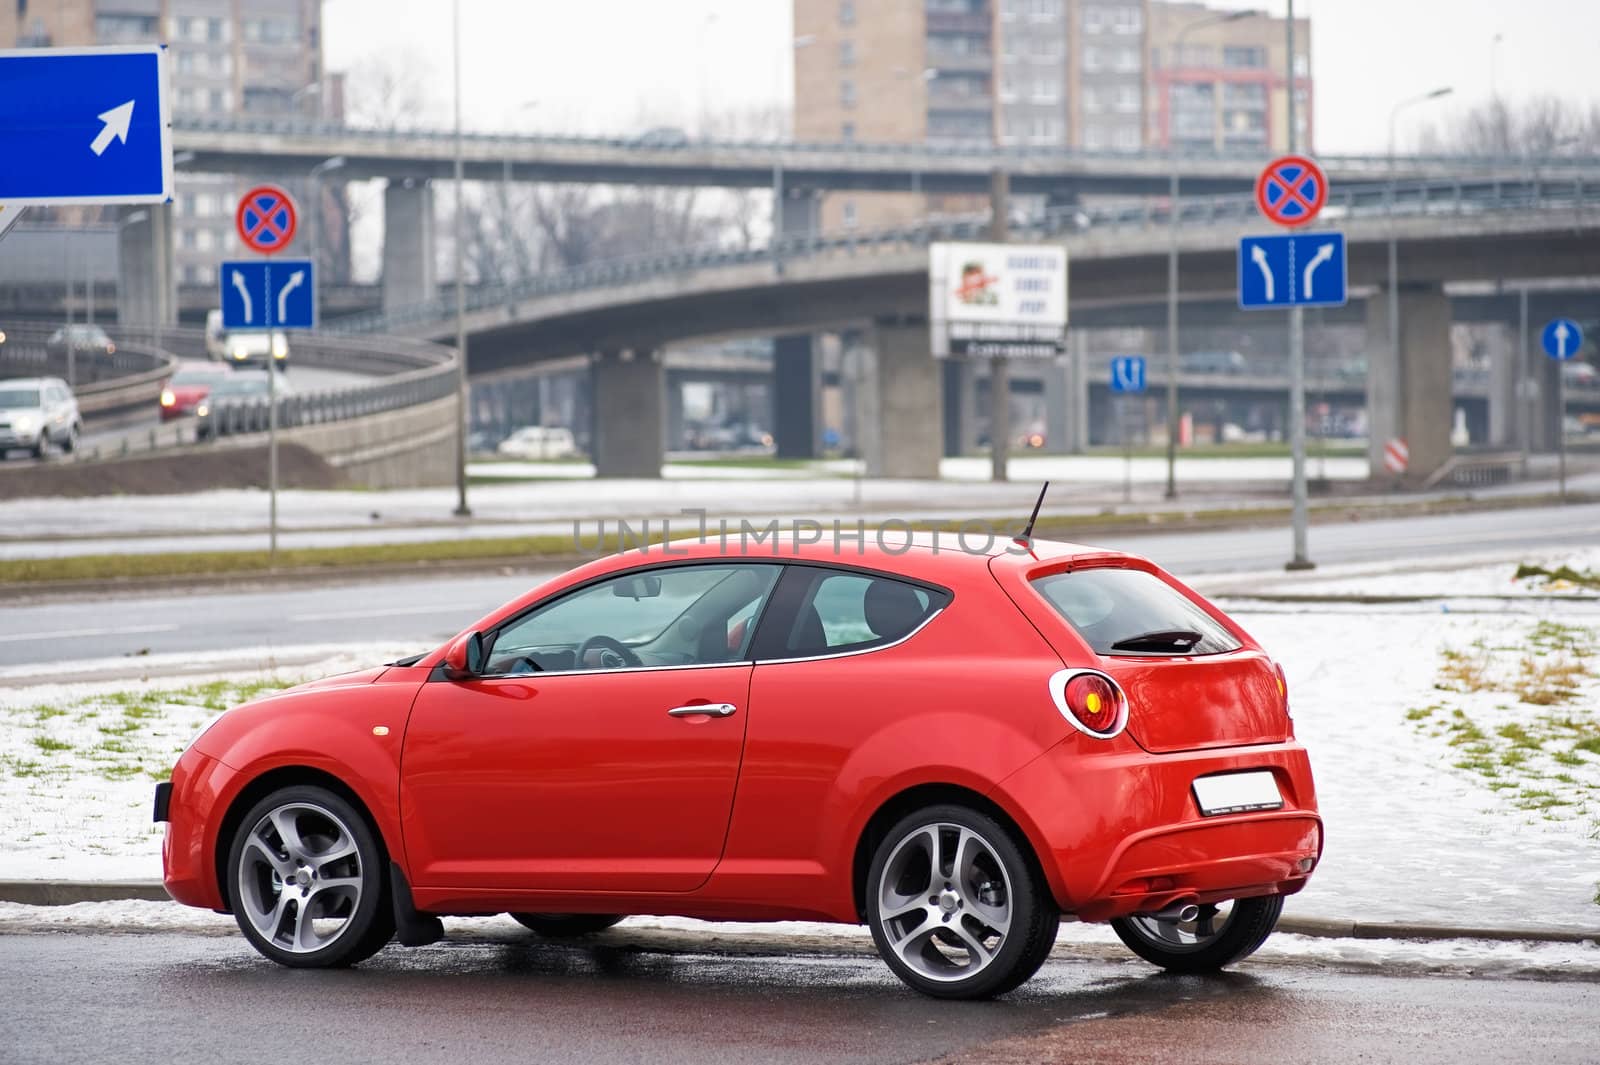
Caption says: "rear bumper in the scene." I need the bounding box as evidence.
[994,736,1321,921]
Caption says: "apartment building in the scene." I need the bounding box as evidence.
[3,0,344,287]
[794,0,1311,227]
[1146,2,1311,153]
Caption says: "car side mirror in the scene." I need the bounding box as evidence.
[612,574,662,600]
[443,631,485,679]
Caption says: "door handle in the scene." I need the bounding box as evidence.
[666,702,737,718]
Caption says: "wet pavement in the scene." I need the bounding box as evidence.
[1,932,1595,1065]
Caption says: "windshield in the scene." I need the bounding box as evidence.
[0,388,41,408]
[1032,567,1241,657]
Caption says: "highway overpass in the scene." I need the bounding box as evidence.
[165,115,1567,196]
[329,178,1600,482]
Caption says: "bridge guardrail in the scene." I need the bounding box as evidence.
[333,176,1600,338]
[172,115,1600,173]
[184,333,459,442]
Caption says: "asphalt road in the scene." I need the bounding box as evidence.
[0,933,1595,1065]
[2,503,1597,670]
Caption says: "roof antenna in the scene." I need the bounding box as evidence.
[1017,481,1049,545]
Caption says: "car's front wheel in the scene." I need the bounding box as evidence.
[509,913,625,937]
[226,785,394,968]
[866,804,1059,1000]
[1110,895,1282,973]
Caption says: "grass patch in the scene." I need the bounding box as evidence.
[1416,618,1600,826]
[30,736,73,753]
[1514,563,1600,592]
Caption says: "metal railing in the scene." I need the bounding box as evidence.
[334,176,1600,337]
[171,114,1600,173]
[188,333,458,442]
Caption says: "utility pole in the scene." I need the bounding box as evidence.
[1284,0,1313,571]
[989,168,1010,483]
[451,0,471,518]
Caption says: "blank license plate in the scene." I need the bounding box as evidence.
[1193,771,1283,816]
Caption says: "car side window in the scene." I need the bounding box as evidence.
[765,568,949,660]
[483,563,781,675]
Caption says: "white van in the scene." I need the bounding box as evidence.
[206,309,288,369]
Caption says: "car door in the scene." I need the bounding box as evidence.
[400,561,781,894]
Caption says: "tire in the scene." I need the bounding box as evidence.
[225,784,394,968]
[31,436,46,460]
[1110,894,1283,974]
[61,426,77,455]
[865,804,1059,1000]
[509,913,625,937]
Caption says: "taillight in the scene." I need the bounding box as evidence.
[1048,669,1129,739]
[1274,663,1290,714]
[160,389,175,407]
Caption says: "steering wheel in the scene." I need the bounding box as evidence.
[576,635,643,669]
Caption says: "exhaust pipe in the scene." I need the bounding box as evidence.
[1148,902,1200,923]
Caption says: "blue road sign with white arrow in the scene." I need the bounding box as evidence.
[1238,233,1347,310]
[0,45,172,206]
[1110,355,1147,393]
[1541,318,1583,361]
[220,260,316,331]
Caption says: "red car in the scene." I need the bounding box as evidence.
[159,360,231,421]
[156,532,1320,999]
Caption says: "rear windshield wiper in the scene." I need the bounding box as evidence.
[1109,629,1204,653]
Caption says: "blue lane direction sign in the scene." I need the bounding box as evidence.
[0,45,172,206]
[1541,318,1583,361]
[1238,233,1347,310]
[220,260,316,331]
[1110,355,1147,393]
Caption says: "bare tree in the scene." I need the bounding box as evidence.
[1417,95,1600,157]
[345,49,441,131]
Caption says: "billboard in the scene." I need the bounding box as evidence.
[929,242,1068,359]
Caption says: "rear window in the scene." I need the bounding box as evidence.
[1032,567,1241,656]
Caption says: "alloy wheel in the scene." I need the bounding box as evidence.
[236,802,366,955]
[874,822,1014,983]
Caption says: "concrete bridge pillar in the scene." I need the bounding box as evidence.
[1532,350,1564,453]
[116,204,175,328]
[590,349,664,478]
[383,180,437,315]
[863,321,942,479]
[773,334,820,458]
[1042,335,1088,454]
[1366,284,1454,484]
[1487,323,1517,448]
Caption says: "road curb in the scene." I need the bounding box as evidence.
[3,881,1595,946]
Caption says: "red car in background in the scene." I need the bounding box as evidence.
[159,360,231,421]
[156,532,1320,999]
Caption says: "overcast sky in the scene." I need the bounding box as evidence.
[325,0,1600,154]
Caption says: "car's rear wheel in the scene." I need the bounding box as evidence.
[226,785,394,968]
[1110,894,1282,973]
[509,913,625,937]
[866,804,1058,1000]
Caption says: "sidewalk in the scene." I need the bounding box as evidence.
[2,880,1596,946]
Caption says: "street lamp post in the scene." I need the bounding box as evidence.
[1164,8,1252,501]
[452,0,471,518]
[1384,86,1453,485]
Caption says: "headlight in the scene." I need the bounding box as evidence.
[106,342,115,354]
[160,389,176,407]
[196,403,210,417]
[11,414,38,433]
[272,336,288,357]
[0,330,8,343]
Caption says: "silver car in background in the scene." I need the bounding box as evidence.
[0,377,81,459]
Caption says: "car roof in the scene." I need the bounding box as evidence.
[584,529,1133,575]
